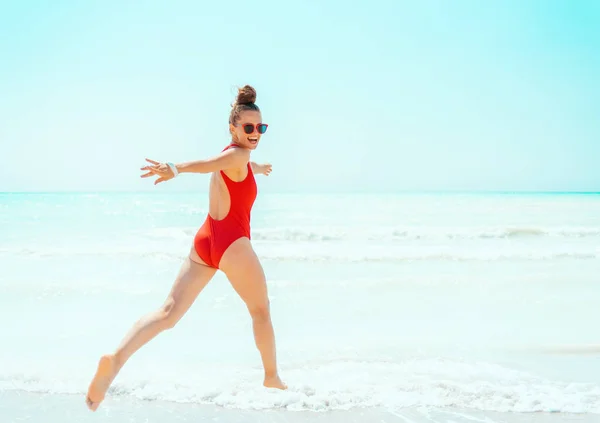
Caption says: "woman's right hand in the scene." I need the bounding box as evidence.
[140,158,175,185]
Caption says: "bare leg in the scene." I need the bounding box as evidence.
[219,237,286,389]
[86,250,217,410]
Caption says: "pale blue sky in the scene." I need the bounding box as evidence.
[1,0,598,193]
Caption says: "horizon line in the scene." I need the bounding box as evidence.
[1,190,599,195]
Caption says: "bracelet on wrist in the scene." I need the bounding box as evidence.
[166,162,178,177]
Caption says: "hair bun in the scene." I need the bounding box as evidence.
[236,85,257,104]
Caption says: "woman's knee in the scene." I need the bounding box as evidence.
[248,300,271,322]
[158,298,180,329]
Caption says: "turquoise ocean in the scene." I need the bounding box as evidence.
[1,191,599,422]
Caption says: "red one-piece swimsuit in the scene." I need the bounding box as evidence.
[193,143,257,269]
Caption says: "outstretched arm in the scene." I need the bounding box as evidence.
[250,162,272,176]
[176,148,250,175]
[141,148,250,185]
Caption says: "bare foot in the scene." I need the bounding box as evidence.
[86,354,118,411]
[263,374,287,390]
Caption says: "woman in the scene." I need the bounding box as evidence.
[86,85,286,412]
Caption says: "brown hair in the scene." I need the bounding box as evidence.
[229,85,260,125]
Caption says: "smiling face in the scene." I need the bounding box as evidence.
[229,110,267,150]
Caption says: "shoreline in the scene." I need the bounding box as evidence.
[1,390,597,423]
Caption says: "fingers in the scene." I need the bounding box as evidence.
[140,166,156,175]
[140,163,158,178]
[139,159,170,185]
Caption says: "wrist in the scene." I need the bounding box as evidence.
[166,162,179,177]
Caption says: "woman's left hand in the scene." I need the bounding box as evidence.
[260,163,272,176]
[140,158,175,185]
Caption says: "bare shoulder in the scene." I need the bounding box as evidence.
[224,145,251,164]
[228,145,251,159]
[218,145,251,175]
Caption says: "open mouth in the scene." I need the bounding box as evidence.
[248,137,258,144]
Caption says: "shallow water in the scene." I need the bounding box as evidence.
[1,192,599,415]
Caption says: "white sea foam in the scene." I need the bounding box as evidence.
[1,359,599,413]
[0,244,597,262]
[139,226,600,242]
